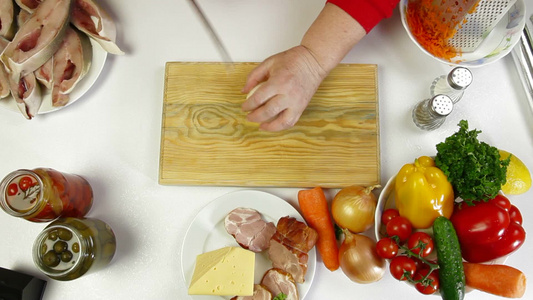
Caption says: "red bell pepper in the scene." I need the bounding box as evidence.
[450,194,526,263]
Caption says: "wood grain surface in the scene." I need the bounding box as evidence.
[159,62,380,188]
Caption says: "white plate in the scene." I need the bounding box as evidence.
[0,38,108,116]
[181,190,317,300]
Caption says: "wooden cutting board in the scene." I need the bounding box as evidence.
[159,62,380,188]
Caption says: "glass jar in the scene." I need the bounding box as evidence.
[429,67,473,103]
[0,168,93,222]
[412,94,454,131]
[32,217,116,281]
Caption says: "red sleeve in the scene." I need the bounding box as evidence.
[327,0,400,33]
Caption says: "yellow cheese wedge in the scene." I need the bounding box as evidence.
[188,246,255,296]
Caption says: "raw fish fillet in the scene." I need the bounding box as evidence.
[0,0,16,40]
[16,8,32,27]
[0,37,10,98]
[9,72,42,119]
[71,0,124,54]
[0,0,72,78]
[35,57,53,89]
[51,26,91,107]
[15,0,43,12]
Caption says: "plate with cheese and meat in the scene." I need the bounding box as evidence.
[181,190,317,300]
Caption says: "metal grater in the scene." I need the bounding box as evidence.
[449,0,517,52]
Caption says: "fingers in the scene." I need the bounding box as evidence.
[242,82,276,112]
[245,94,286,123]
[259,109,303,132]
[242,61,270,93]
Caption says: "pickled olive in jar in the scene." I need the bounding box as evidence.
[43,251,60,268]
[0,168,93,222]
[61,251,73,263]
[33,217,116,281]
[53,241,68,253]
[57,228,73,241]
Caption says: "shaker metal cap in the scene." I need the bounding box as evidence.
[430,94,454,116]
[448,67,473,90]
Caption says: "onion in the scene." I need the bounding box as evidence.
[331,185,380,233]
[339,230,385,283]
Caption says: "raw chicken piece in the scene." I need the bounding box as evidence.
[0,0,16,40]
[71,0,124,54]
[51,26,91,106]
[1,0,72,78]
[231,284,272,300]
[261,268,299,300]
[268,216,318,283]
[225,207,277,253]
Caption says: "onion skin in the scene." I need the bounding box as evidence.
[332,185,380,233]
[339,230,385,284]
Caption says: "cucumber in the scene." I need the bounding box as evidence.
[432,216,465,300]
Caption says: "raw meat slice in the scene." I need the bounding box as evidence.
[261,268,299,300]
[35,57,53,89]
[51,26,91,106]
[231,284,273,300]
[17,9,32,27]
[71,0,124,54]
[225,207,277,253]
[0,0,72,78]
[268,216,317,283]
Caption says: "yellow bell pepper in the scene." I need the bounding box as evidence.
[395,156,454,229]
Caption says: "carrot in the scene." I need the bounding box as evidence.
[463,262,527,298]
[298,187,339,271]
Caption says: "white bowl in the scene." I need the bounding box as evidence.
[399,0,526,67]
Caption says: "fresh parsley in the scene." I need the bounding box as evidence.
[273,293,287,300]
[435,120,510,204]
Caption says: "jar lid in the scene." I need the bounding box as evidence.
[448,67,473,90]
[430,95,454,116]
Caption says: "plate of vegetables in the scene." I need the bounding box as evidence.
[374,120,527,298]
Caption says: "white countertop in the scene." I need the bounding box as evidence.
[1,0,533,299]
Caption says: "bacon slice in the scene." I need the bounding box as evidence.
[71,0,124,55]
[261,268,299,300]
[0,0,72,79]
[268,216,318,283]
[51,26,92,106]
[0,0,16,40]
[225,207,277,253]
[231,284,273,300]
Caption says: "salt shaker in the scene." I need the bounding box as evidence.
[412,94,454,131]
[429,67,473,103]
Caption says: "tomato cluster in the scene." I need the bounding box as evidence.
[376,208,439,295]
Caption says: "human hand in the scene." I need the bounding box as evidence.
[241,45,327,131]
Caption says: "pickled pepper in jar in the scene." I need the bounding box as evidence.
[0,168,93,222]
[33,217,116,281]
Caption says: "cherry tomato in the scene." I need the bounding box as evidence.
[407,232,434,257]
[381,208,400,225]
[386,216,412,242]
[7,183,18,196]
[389,255,417,281]
[19,176,34,191]
[509,205,523,225]
[376,237,399,259]
[414,268,439,295]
